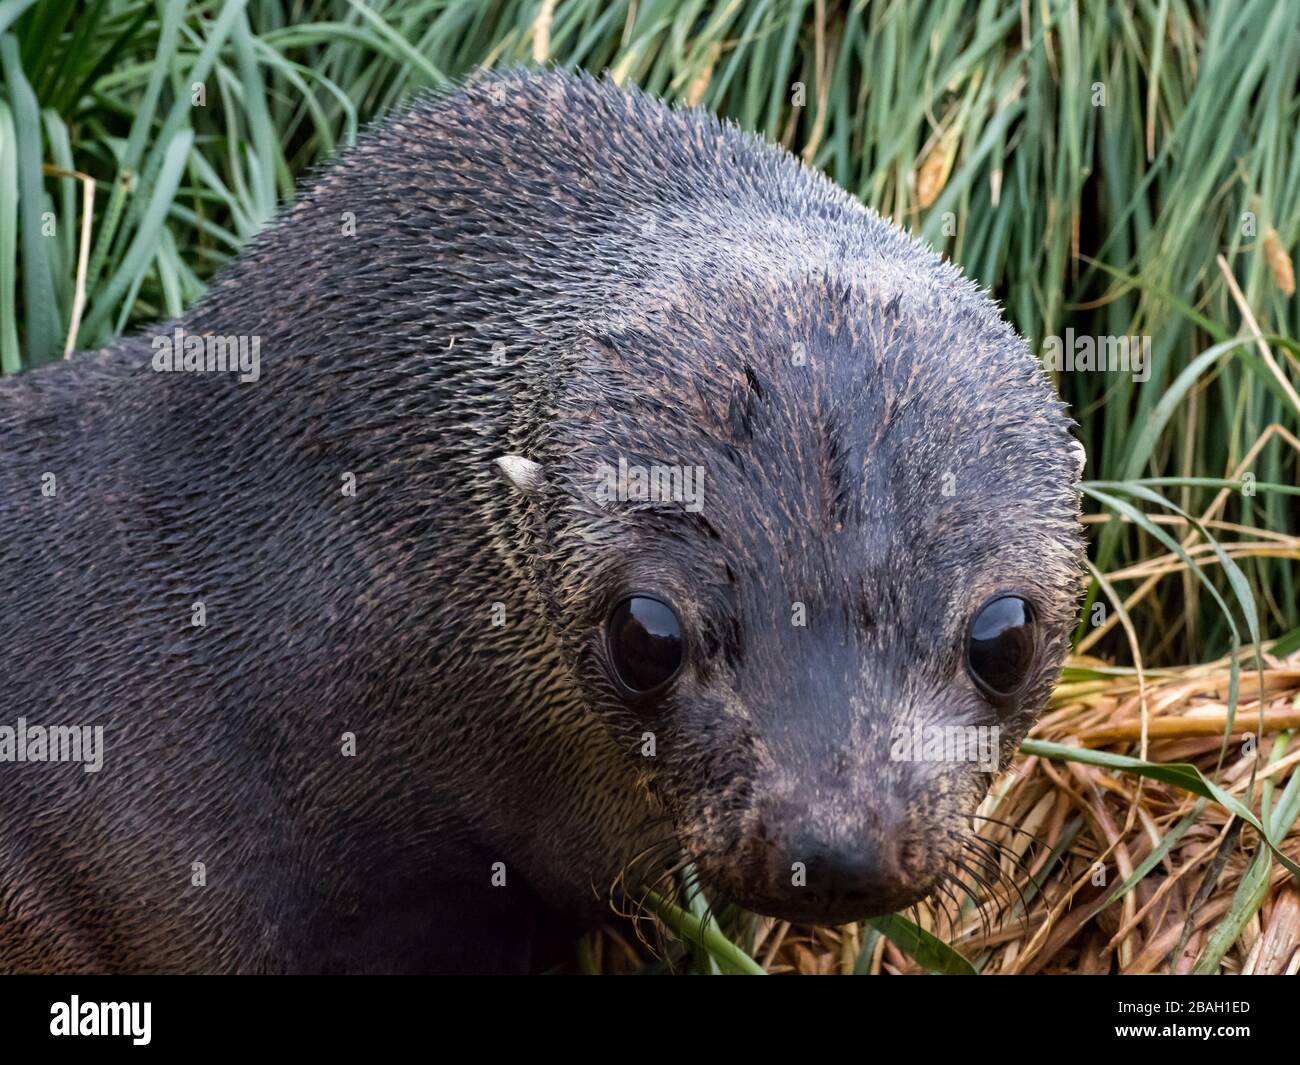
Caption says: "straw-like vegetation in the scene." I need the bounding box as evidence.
[2,0,1297,973]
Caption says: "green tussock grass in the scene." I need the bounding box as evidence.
[2,0,1298,974]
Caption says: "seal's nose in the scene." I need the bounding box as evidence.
[747,802,933,921]
[783,833,922,919]
[799,838,896,902]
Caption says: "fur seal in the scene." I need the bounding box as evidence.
[0,68,1084,973]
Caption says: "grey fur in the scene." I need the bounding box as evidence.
[0,69,1083,972]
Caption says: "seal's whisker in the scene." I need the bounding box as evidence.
[967,813,1051,850]
[930,877,963,939]
[969,826,1068,918]
[948,857,1001,936]
[966,830,1038,889]
[618,834,682,889]
[961,837,1034,933]
[940,866,990,942]
[962,835,1023,891]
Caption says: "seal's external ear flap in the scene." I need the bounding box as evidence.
[1069,439,1087,478]
[494,455,545,499]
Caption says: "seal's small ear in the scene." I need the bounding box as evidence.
[494,455,545,499]
[1069,439,1087,478]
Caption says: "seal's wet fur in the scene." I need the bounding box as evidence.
[0,69,1083,972]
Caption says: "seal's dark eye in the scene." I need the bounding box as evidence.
[607,596,684,693]
[966,595,1036,699]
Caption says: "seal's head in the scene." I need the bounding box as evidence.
[488,72,1085,923]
